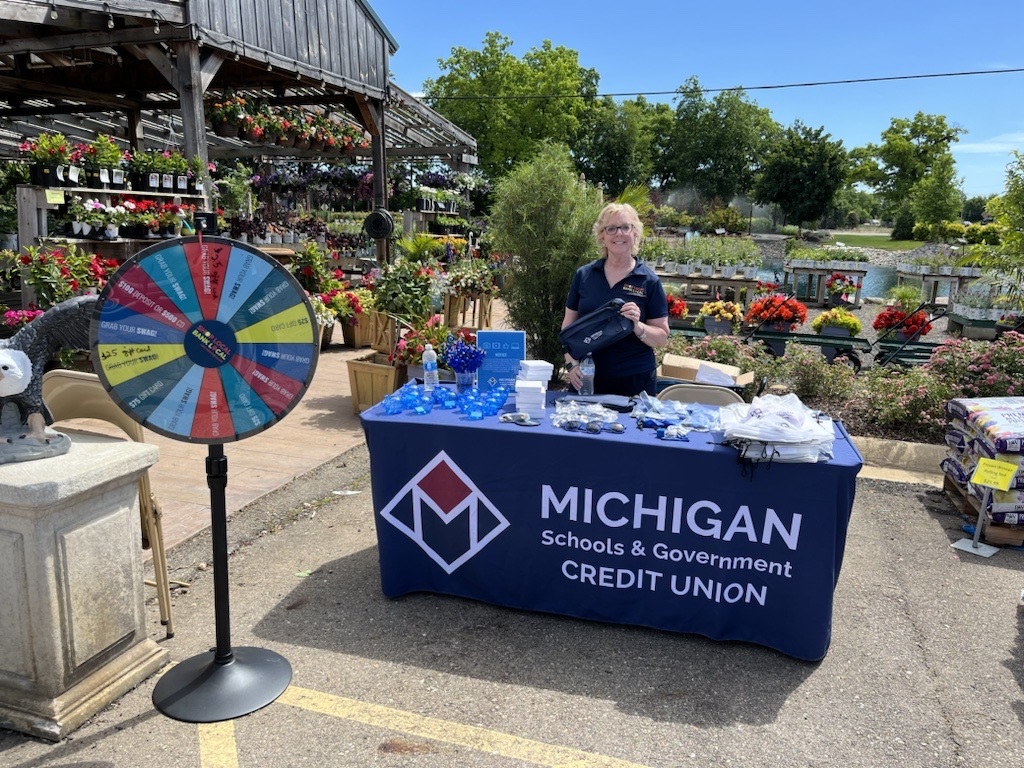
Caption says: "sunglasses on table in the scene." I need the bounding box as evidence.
[602,224,633,234]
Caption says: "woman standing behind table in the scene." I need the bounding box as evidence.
[562,203,669,397]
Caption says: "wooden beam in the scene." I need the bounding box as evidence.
[0,28,193,57]
[0,74,140,110]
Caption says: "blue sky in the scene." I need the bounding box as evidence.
[368,0,1023,198]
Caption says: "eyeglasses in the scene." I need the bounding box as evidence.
[602,224,633,235]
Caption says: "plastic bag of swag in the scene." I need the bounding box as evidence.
[730,437,834,464]
[723,393,834,463]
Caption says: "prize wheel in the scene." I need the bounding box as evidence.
[91,235,319,443]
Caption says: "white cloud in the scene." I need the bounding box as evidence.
[955,132,1024,155]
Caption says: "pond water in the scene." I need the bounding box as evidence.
[758,263,946,300]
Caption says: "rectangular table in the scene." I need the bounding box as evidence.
[361,397,862,661]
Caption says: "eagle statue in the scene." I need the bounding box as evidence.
[0,294,97,453]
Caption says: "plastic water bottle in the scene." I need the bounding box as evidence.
[579,355,595,396]
[422,343,439,391]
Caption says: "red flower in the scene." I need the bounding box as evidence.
[666,294,687,318]
[744,294,808,330]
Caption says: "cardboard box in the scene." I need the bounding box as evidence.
[659,354,755,388]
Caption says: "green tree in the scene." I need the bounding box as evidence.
[573,96,673,197]
[849,112,965,217]
[820,185,880,229]
[970,151,1024,311]
[962,194,994,222]
[910,153,964,229]
[753,121,847,228]
[423,32,598,179]
[488,141,603,374]
[659,77,779,204]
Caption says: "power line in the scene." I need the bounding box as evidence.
[427,67,1024,100]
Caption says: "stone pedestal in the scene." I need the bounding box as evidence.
[0,433,168,741]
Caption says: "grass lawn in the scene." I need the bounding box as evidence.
[832,233,923,251]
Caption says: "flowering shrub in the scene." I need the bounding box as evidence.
[753,280,780,297]
[320,286,363,324]
[665,293,687,318]
[872,307,933,338]
[839,366,950,443]
[695,300,742,328]
[924,332,1024,399]
[744,294,807,330]
[370,258,438,320]
[18,244,117,309]
[824,272,857,295]
[207,94,249,124]
[445,257,496,297]
[390,315,450,367]
[4,308,44,328]
[810,307,862,335]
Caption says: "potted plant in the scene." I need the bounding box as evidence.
[695,300,743,335]
[872,306,933,341]
[18,244,116,309]
[811,307,862,363]
[389,314,452,379]
[824,272,857,307]
[206,94,248,137]
[665,292,688,326]
[341,287,375,348]
[744,294,807,331]
[441,329,487,392]
[19,132,72,185]
[744,294,807,355]
[811,307,862,336]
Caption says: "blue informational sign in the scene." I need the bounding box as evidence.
[475,330,526,391]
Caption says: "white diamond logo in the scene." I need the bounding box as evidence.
[379,451,510,574]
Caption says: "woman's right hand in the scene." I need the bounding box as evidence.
[566,361,581,390]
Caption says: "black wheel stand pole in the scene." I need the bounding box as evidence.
[152,445,292,723]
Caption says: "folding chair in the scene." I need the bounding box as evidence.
[657,382,745,406]
[41,369,175,638]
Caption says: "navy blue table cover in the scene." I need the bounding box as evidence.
[361,398,862,661]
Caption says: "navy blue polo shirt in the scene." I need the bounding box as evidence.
[565,258,668,376]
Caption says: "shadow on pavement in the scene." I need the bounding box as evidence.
[252,547,816,728]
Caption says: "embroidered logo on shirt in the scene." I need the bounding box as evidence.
[622,283,645,297]
[379,450,510,574]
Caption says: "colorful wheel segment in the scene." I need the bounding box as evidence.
[91,236,319,443]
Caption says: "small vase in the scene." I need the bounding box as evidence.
[455,371,476,393]
[104,223,119,240]
[80,222,93,236]
[72,220,83,235]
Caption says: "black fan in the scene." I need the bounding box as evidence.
[363,208,395,239]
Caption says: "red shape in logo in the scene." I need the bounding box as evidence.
[418,461,471,515]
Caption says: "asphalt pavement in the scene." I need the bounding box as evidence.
[2,444,1023,768]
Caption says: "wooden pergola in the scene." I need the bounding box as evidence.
[0,0,477,216]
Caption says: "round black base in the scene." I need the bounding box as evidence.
[152,646,292,723]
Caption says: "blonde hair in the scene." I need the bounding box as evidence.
[593,203,643,258]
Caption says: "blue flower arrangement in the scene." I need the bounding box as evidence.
[442,332,486,373]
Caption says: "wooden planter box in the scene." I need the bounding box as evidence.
[363,310,398,354]
[346,353,406,414]
[341,316,373,348]
[443,293,494,330]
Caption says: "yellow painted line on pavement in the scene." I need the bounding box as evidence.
[198,721,240,768]
[278,685,651,768]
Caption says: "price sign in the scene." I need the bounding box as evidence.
[970,457,1019,492]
